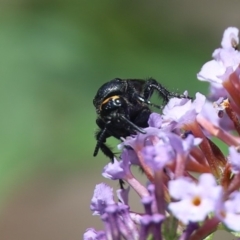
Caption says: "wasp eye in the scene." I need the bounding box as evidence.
[115,98,121,106]
[100,95,122,112]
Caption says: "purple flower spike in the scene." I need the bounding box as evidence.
[90,183,115,215]
[85,26,240,239]
[228,146,240,174]
[168,174,222,224]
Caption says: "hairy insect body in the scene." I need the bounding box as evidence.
[93,78,190,187]
[94,79,150,138]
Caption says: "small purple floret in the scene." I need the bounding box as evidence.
[90,183,115,215]
[83,228,98,240]
[148,112,163,128]
[162,92,206,127]
[197,27,240,85]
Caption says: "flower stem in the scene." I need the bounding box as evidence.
[189,217,220,240]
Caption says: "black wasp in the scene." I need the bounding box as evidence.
[93,78,191,186]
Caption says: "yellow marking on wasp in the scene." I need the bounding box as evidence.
[100,95,120,110]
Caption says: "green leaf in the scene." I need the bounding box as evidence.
[204,233,214,240]
[162,215,180,240]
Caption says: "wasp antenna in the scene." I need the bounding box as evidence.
[120,115,146,134]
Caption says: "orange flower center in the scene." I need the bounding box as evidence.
[192,196,201,206]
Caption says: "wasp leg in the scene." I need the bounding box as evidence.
[133,94,162,109]
[119,179,125,190]
[94,119,125,189]
[94,128,114,160]
[143,78,192,104]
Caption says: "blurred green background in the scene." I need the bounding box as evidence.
[0,1,239,239]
